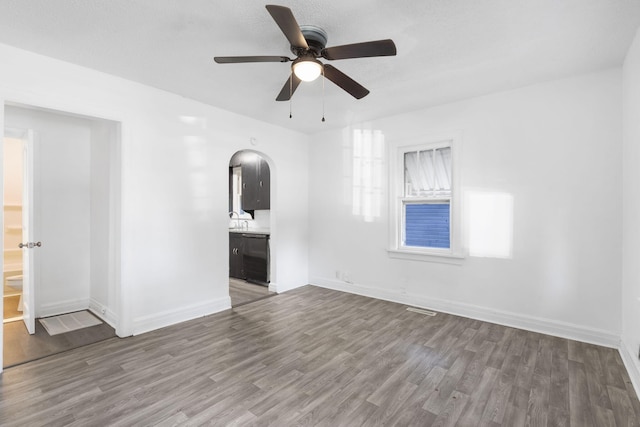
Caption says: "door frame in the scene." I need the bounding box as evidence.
[3,127,36,333]
[0,101,125,373]
[228,149,276,294]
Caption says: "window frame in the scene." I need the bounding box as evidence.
[388,135,464,263]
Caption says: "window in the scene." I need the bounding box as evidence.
[404,146,451,249]
[389,137,462,262]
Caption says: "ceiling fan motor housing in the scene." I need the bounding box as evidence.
[292,25,328,56]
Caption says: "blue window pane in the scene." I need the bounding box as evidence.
[405,203,450,248]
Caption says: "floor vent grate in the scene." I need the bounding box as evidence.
[406,307,437,316]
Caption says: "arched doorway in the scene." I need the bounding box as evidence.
[228,150,275,307]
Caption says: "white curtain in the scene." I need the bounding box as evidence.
[404,147,451,197]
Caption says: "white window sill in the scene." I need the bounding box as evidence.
[387,248,465,265]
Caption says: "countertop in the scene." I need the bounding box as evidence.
[229,228,270,235]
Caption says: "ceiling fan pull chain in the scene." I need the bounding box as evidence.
[321,67,326,122]
[289,72,293,118]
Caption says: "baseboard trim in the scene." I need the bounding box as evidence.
[88,298,117,328]
[619,341,640,399]
[132,296,231,336]
[38,298,90,318]
[268,281,304,294]
[311,277,620,348]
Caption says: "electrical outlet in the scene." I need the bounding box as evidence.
[101,306,106,315]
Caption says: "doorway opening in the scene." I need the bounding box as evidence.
[3,134,24,324]
[228,150,276,307]
[1,103,121,368]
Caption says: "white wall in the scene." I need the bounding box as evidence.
[0,42,310,342]
[622,28,640,392]
[310,69,623,346]
[90,119,118,324]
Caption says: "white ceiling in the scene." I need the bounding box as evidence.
[0,0,639,134]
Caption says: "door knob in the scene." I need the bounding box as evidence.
[18,242,42,249]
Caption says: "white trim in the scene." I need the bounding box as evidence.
[4,98,127,125]
[4,99,128,338]
[38,298,90,318]
[132,296,231,336]
[89,298,117,328]
[4,126,29,139]
[268,281,304,294]
[268,282,279,293]
[387,248,465,264]
[311,277,620,348]
[108,120,125,337]
[618,341,640,400]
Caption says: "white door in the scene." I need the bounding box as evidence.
[20,132,36,334]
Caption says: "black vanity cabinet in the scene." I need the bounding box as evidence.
[242,234,269,284]
[229,233,244,279]
[242,158,270,210]
[229,232,269,285]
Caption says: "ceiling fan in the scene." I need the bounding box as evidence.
[214,5,397,102]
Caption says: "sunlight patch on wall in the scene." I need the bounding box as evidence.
[466,191,514,259]
[179,115,207,129]
[183,135,212,219]
[352,129,384,222]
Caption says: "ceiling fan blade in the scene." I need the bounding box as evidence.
[323,65,370,99]
[276,73,302,101]
[214,56,291,64]
[265,5,309,50]
[321,39,397,60]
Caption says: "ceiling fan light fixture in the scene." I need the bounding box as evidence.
[292,58,323,82]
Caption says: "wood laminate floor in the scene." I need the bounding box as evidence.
[3,316,116,368]
[3,295,21,320]
[0,285,638,426]
[229,277,274,307]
